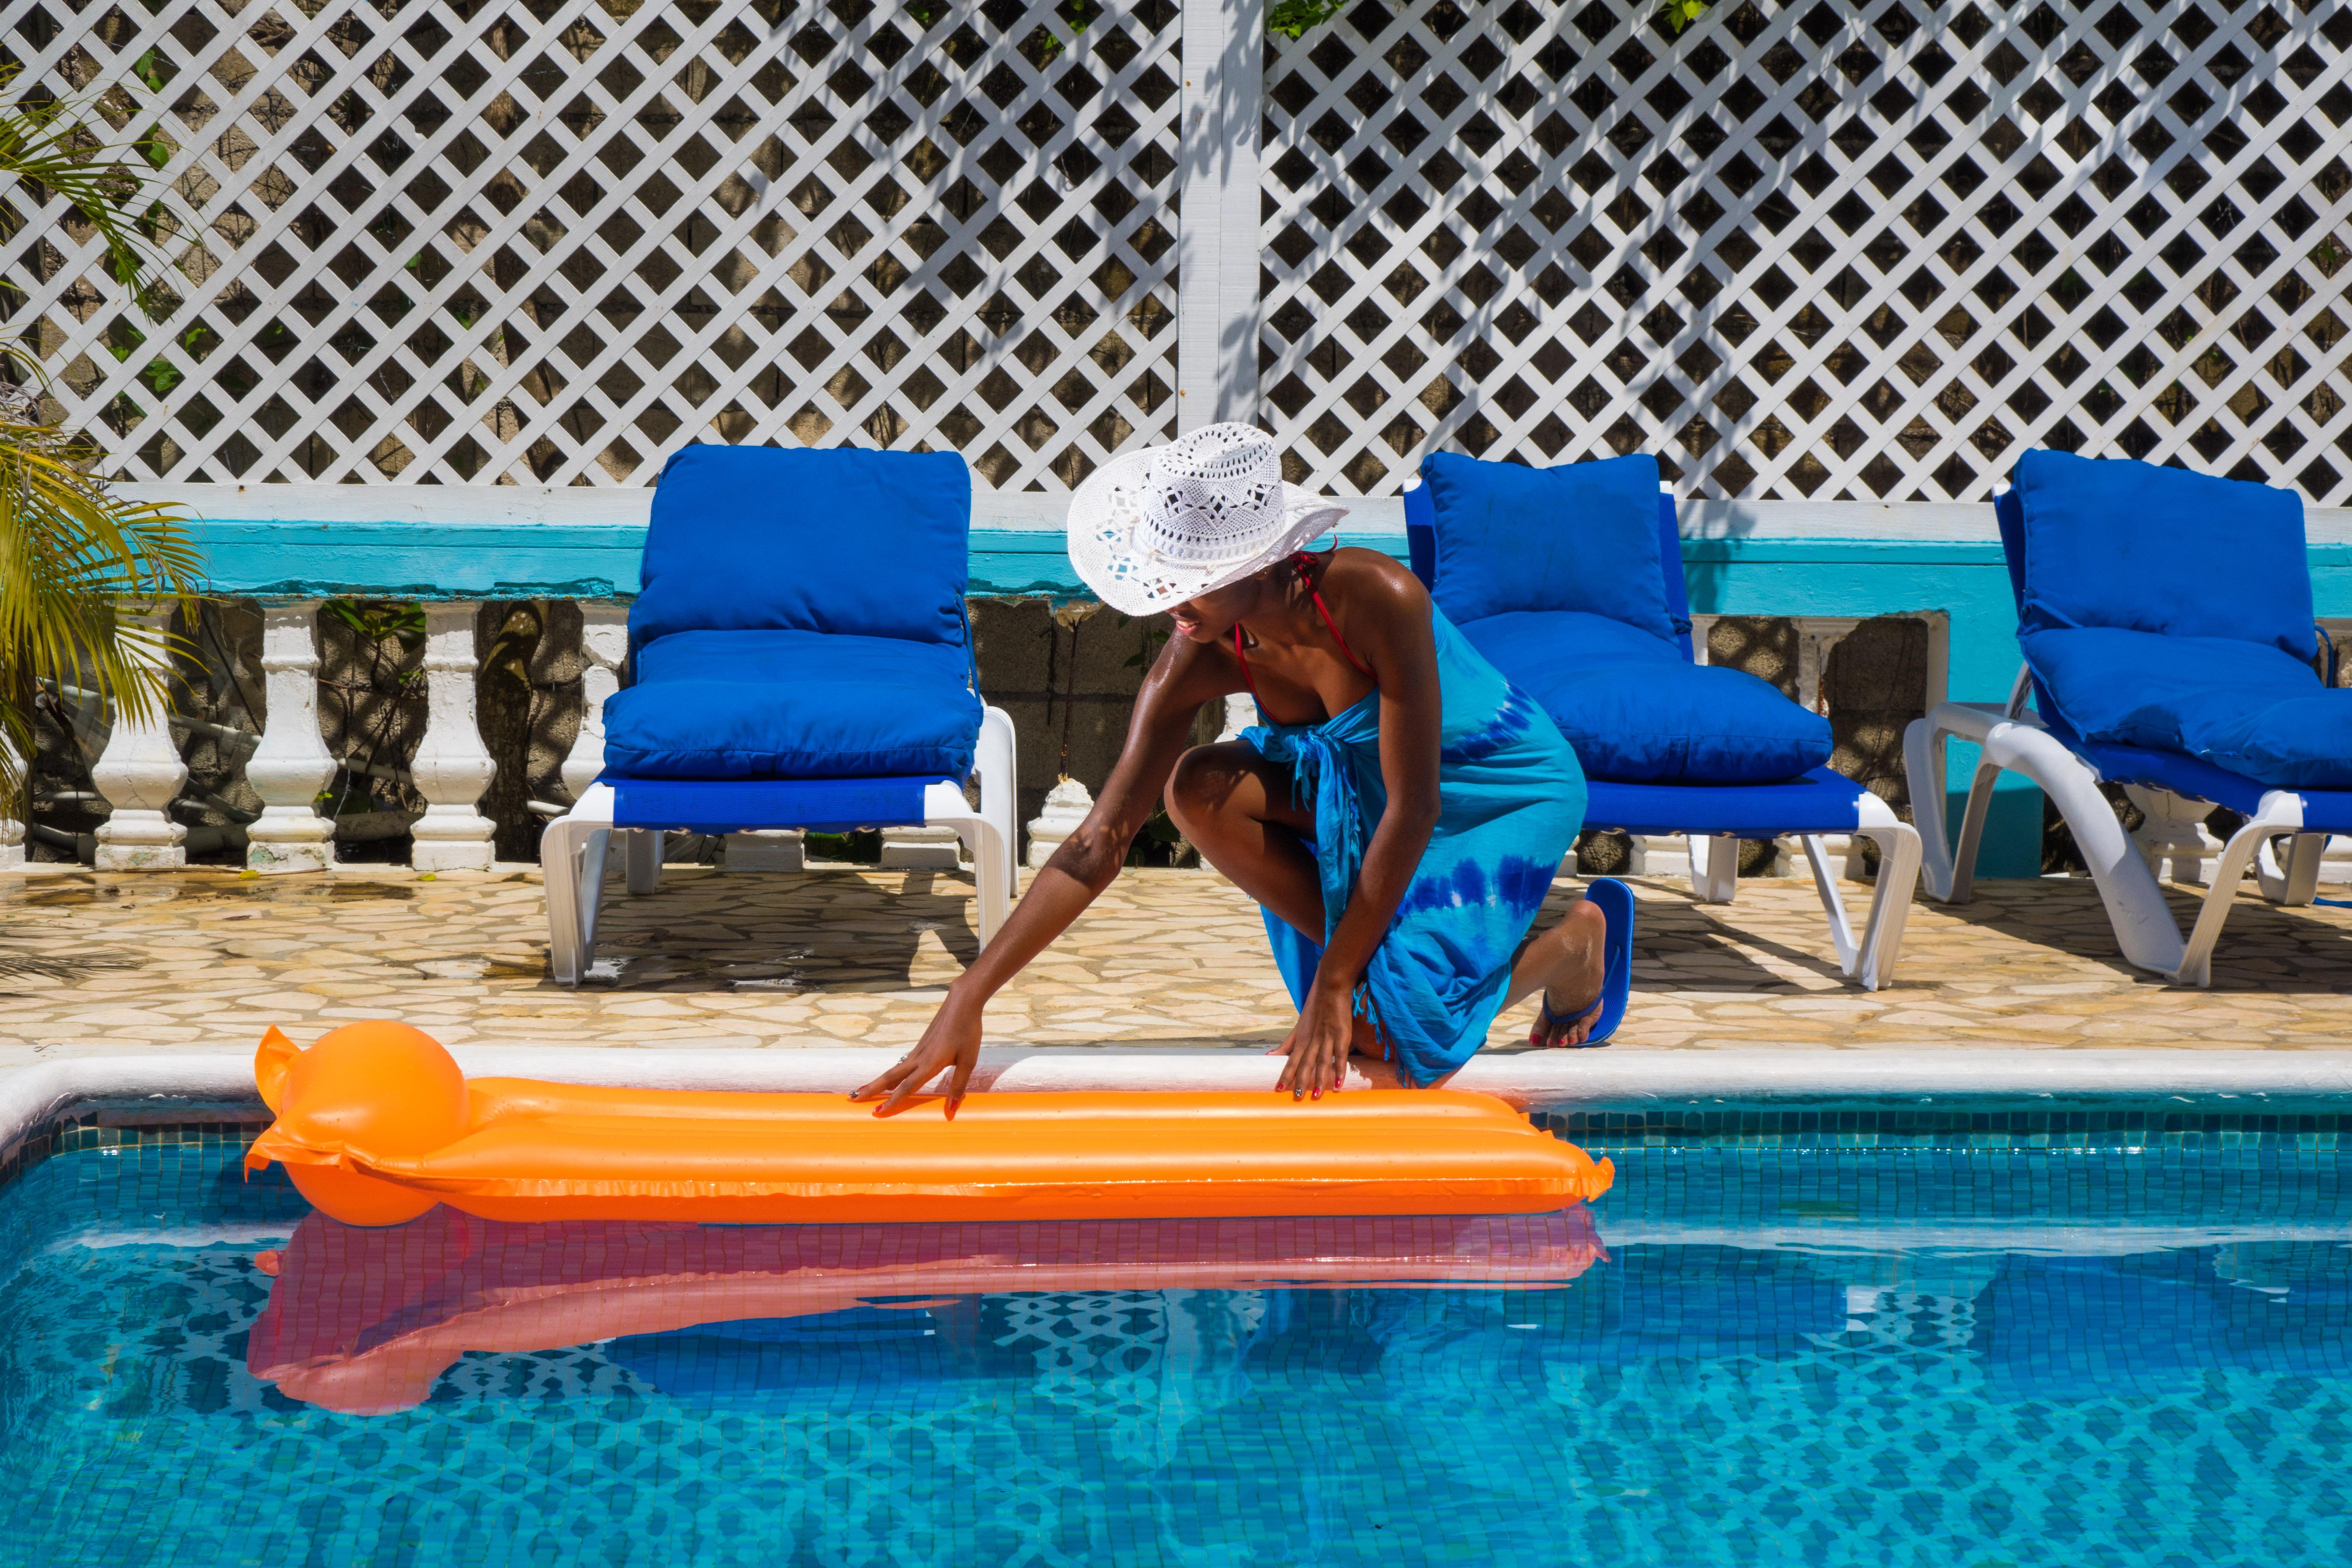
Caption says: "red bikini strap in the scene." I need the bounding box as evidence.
[1232,554,1369,699]
[1293,553,1373,676]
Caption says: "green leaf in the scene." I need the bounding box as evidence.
[1267,0,1349,40]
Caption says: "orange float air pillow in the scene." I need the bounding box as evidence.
[247,1021,1614,1226]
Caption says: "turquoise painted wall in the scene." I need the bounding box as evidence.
[201,521,2352,878]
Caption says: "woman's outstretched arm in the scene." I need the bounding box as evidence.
[852,639,1223,1114]
[1271,561,1441,1097]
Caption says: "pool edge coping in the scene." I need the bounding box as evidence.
[6,1044,2350,1164]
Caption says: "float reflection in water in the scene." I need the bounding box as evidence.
[245,1205,1609,1415]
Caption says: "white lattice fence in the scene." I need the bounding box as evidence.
[1260,0,2352,499]
[7,0,1182,487]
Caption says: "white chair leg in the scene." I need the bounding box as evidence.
[2176,821,2275,987]
[1797,835,1859,977]
[978,705,1020,895]
[540,809,613,988]
[1690,833,1739,903]
[926,780,1012,949]
[970,815,1010,944]
[1914,701,2184,976]
[624,828,663,895]
[2288,832,2325,904]
[2257,831,2324,906]
[2180,794,2309,985]
[1944,760,2001,905]
[1902,715,1956,900]
[1852,812,1923,991]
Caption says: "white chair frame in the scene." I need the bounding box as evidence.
[1677,802,1924,992]
[1902,669,2322,987]
[542,706,1020,987]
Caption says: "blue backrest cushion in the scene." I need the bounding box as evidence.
[1459,610,1831,784]
[1653,486,1694,660]
[2022,624,2352,788]
[631,444,973,649]
[2012,449,2312,659]
[1403,477,1437,589]
[1420,451,1678,642]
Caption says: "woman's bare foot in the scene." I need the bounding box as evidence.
[1520,898,1608,1047]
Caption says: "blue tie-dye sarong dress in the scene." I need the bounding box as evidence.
[1243,604,1587,1087]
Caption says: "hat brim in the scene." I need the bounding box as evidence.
[1066,447,1351,616]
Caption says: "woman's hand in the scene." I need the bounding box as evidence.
[1271,980,1357,1099]
[852,990,983,1116]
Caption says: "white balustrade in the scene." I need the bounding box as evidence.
[2125,785,2227,886]
[1215,694,1258,743]
[406,601,498,872]
[89,606,189,871]
[559,603,628,801]
[880,824,964,870]
[242,600,335,873]
[1026,776,1095,870]
[0,726,22,871]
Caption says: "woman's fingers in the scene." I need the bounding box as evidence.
[876,1060,943,1116]
[850,1055,915,1101]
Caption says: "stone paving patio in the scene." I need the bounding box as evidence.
[9,862,2352,1066]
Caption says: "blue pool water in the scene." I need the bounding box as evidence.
[1,1127,2348,1566]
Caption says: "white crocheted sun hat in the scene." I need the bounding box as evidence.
[1066,422,1350,616]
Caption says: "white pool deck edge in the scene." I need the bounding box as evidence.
[6,1046,2349,1159]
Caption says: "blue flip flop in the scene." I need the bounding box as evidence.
[1533,877,1634,1048]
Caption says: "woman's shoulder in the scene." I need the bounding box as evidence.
[1325,546,1429,609]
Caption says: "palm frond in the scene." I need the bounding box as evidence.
[0,66,204,818]
[0,61,186,309]
[0,417,202,807]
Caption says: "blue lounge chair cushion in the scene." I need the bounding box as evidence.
[1420,451,1679,643]
[603,629,981,780]
[2024,625,2352,789]
[1459,610,1831,784]
[631,444,973,650]
[1586,767,1877,836]
[2012,449,2313,659]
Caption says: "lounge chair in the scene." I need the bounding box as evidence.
[539,445,1017,986]
[1404,451,1922,989]
[1902,450,2349,986]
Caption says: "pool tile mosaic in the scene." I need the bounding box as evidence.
[0,1129,2347,1565]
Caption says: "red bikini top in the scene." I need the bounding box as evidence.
[1232,551,1373,709]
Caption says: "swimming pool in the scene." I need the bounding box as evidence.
[2,1111,2347,1566]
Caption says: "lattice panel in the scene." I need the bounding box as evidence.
[8,0,1181,487]
[1261,0,2352,500]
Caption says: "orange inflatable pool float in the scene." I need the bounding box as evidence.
[247,1021,1614,1227]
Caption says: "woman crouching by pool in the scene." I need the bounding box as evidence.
[855,423,1630,1115]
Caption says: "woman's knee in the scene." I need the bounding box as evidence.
[1165,742,1257,833]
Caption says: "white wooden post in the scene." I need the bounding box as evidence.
[408,601,497,871]
[1176,0,1263,430]
[89,607,188,870]
[243,600,335,873]
[559,602,628,800]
